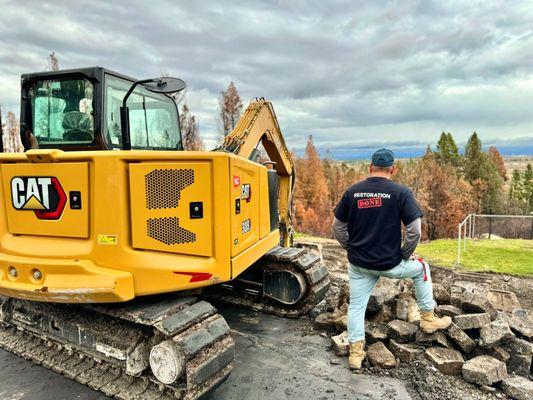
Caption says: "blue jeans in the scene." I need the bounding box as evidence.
[347,258,436,343]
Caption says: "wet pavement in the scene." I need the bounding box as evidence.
[0,306,411,400]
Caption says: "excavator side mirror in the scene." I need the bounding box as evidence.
[120,77,186,150]
[143,77,186,94]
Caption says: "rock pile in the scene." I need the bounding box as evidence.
[315,274,533,400]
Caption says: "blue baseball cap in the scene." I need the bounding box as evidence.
[372,148,395,167]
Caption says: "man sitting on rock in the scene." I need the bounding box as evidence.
[332,148,452,370]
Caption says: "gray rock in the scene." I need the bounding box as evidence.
[433,283,450,304]
[331,331,349,356]
[501,375,533,400]
[501,337,533,356]
[365,322,389,343]
[436,305,463,318]
[416,330,452,348]
[462,355,507,386]
[509,309,533,340]
[366,341,397,369]
[394,294,420,323]
[453,313,491,330]
[389,339,422,362]
[471,346,511,363]
[447,323,475,353]
[367,278,402,313]
[507,354,532,377]
[450,286,464,308]
[460,291,498,320]
[424,347,464,375]
[367,303,394,324]
[479,320,515,347]
[387,320,418,343]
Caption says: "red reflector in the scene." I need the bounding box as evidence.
[173,271,212,283]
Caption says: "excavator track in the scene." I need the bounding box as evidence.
[0,295,234,400]
[206,246,330,317]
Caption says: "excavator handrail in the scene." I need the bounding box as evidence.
[216,98,294,246]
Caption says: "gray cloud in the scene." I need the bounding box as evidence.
[1,0,533,154]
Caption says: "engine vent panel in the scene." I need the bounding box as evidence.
[129,162,213,257]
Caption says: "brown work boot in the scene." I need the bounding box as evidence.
[349,340,365,370]
[420,310,452,334]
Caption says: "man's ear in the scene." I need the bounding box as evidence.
[390,165,396,175]
[369,164,373,174]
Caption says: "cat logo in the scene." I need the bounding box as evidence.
[11,177,67,220]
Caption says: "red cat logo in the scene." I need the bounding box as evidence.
[233,175,241,188]
[11,177,67,220]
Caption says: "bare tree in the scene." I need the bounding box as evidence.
[218,82,243,138]
[46,52,60,71]
[180,104,203,151]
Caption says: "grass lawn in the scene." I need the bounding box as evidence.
[417,239,533,277]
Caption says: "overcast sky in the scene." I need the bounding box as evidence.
[1,0,532,156]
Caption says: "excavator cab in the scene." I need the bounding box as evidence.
[19,67,183,151]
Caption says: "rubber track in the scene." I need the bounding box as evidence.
[0,300,234,400]
[206,246,330,317]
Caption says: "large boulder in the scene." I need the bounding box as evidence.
[509,309,533,340]
[460,291,498,320]
[366,341,397,369]
[478,320,515,347]
[501,376,533,400]
[387,320,418,343]
[424,347,464,375]
[453,313,491,330]
[436,305,463,318]
[389,339,422,362]
[446,323,475,353]
[500,337,533,377]
[365,322,389,343]
[433,283,450,304]
[416,330,452,348]
[462,355,507,386]
[367,278,402,313]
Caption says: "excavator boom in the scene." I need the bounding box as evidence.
[219,99,294,247]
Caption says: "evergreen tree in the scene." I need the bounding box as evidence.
[435,132,460,166]
[463,132,503,214]
[524,164,533,213]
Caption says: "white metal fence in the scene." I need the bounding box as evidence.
[457,213,533,265]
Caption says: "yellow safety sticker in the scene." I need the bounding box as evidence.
[98,234,118,245]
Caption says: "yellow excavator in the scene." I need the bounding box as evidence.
[0,67,329,399]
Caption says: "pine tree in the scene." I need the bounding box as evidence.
[435,132,460,166]
[462,132,503,214]
[218,82,243,138]
[524,164,533,213]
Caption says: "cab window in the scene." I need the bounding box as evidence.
[105,75,181,149]
[30,78,95,145]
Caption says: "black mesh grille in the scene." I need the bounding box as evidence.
[147,217,196,245]
[145,169,194,209]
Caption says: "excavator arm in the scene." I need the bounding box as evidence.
[218,98,294,247]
